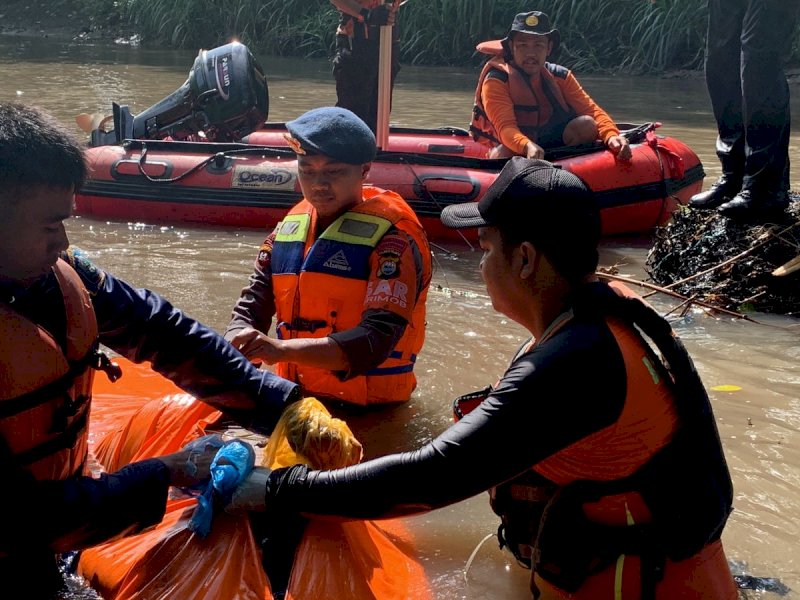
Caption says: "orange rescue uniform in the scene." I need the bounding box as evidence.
[472,58,620,155]
[270,186,431,405]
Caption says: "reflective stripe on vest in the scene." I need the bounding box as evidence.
[271,188,429,405]
[0,259,98,480]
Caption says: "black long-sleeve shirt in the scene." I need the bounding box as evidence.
[262,312,628,518]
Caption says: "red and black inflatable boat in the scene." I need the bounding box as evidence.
[74,42,703,241]
[76,122,702,242]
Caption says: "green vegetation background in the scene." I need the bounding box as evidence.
[75,0,800,73]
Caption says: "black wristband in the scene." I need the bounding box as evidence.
[359,7,370,23]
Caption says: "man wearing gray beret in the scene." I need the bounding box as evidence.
[226,107,432,408]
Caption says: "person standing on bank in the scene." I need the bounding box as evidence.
[329,0,401,134]
[0,102,300,598]
[228,157,737,599]
[471,11,632,161]
[689,0,800,218]
[226,107,431,408]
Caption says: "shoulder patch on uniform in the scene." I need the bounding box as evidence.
[257,233,275,268]
[64,246,106,293]
[545,62,569,79]
[485,68,509,83]
[375,234,408,280]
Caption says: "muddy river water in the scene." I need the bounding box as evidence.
[1,34,799,599]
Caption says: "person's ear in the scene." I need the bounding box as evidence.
[361,163,371,180]
[518,241,538,279]
[547,40,553,57]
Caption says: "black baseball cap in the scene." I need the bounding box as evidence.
[441,157,600,280]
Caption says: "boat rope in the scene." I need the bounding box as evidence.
[428,244,453,291]
[629,123,680,227]
[463,532,497,582]
[134,143,294,184]
[398,158,475,251]
[136,142,218,183]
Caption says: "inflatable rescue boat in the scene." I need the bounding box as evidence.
[74,42,704,242]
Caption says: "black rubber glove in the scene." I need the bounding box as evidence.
[364,4,391,26]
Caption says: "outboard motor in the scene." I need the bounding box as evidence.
[91,41,268,146]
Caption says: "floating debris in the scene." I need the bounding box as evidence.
[646,196,800,316]
[711,385,742,392]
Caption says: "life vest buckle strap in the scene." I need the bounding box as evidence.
[0,346,99,419]
[294,318,328,332]
[452,385,493,421]
[50,393,91,433]
[497,523,533,569]
[276,318,328,340]
[92,350,122,382]
[19,410,89,467]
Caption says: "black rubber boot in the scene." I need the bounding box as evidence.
[688,175,742,210]
[718,189,790,219]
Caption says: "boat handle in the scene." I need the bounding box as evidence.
[412,173,481,203]
[111,158,174,180]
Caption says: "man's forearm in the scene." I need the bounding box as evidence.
[225,266,276,341]
[278,337,350,371]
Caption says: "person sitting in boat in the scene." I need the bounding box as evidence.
[471,11,633,162]
[227,157,738,600]
[0,101,300,598]
[225,106,432,407]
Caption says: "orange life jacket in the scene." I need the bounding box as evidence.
[270,187,430,406]
[0,259,99,480]
[456,282,732,595]
[470,58,573,148]
[487,304,678,565]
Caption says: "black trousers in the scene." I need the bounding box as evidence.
[333,32,400,134]
[705,0,800,195]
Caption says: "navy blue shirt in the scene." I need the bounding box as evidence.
[0,248,300,596]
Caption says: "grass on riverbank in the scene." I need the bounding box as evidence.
[115,0,714,71]
[6,0,800,73]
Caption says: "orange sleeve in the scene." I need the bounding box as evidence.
[363,232,419,323]
[481,77,531,155]
[560,72,620,143]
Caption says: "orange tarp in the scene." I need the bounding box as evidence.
[79,358,431,600]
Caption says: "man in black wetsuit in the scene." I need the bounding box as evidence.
[689,0,800,219]
[228,158,737,598]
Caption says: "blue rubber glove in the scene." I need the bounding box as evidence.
[188,439,255,538]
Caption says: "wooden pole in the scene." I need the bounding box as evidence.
[375,1,393,150]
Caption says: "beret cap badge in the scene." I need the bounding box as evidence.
[283,134,307,155]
